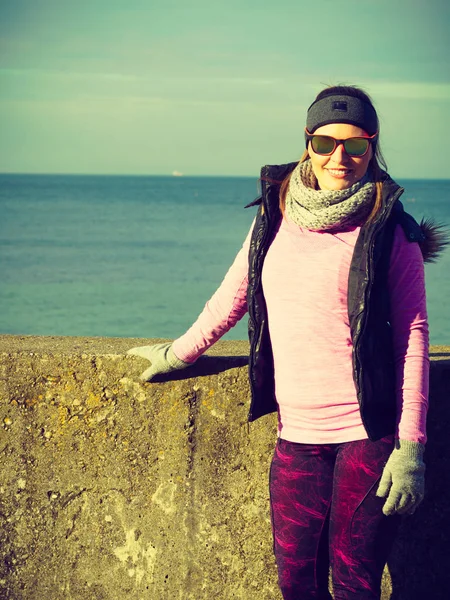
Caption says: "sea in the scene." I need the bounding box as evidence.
[1,174,449,345]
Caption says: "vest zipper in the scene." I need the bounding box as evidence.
[353,187,404,437]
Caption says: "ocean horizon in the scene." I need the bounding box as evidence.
[2,171,450,180]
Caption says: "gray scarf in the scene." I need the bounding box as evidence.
[285,160,376,232]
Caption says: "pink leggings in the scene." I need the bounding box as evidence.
[269,436,401,599]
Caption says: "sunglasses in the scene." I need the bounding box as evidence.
[305,129,378,157]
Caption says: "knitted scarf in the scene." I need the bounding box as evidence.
[285,160,376,232]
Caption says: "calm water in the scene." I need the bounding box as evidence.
[1,174,449,345]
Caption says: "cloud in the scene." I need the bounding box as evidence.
[358,80,450,101]
[0,67,280,87]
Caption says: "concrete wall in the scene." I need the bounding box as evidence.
[0,335,449,600]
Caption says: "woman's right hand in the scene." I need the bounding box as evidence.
[127,342,191,381]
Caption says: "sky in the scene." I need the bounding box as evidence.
[1,0,449,178]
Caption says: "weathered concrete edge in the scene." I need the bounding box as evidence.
[1,334,448,361]
[0,335,251,358]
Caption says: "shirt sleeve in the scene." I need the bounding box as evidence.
[171,220,254,363]
[388,224,429,444]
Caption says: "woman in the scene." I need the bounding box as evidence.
[128,86,447,599]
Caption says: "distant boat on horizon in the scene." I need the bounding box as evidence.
[172,170,183,177]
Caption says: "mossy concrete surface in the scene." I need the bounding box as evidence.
[0,335,449,600]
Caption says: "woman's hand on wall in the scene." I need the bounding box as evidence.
[127,342,191,381]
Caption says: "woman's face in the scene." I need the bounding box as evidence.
[308,123,373,191]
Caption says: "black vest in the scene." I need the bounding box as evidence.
[246,163,426,441]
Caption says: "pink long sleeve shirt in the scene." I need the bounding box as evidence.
[172,217,429,445]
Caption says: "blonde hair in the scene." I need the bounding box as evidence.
[279,85,387,223]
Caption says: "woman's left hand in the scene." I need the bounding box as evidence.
[376,439,425,516]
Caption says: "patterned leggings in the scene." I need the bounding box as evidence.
[269,436,401,600]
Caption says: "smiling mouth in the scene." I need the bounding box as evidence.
[327,168,352,177]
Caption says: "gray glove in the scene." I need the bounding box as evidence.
[376,439,425,516]
[127,342,191,381]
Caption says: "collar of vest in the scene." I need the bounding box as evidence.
[260,161,298,183]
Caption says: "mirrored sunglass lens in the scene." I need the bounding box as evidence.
[343,138,369,156]
[312,136,335,154]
